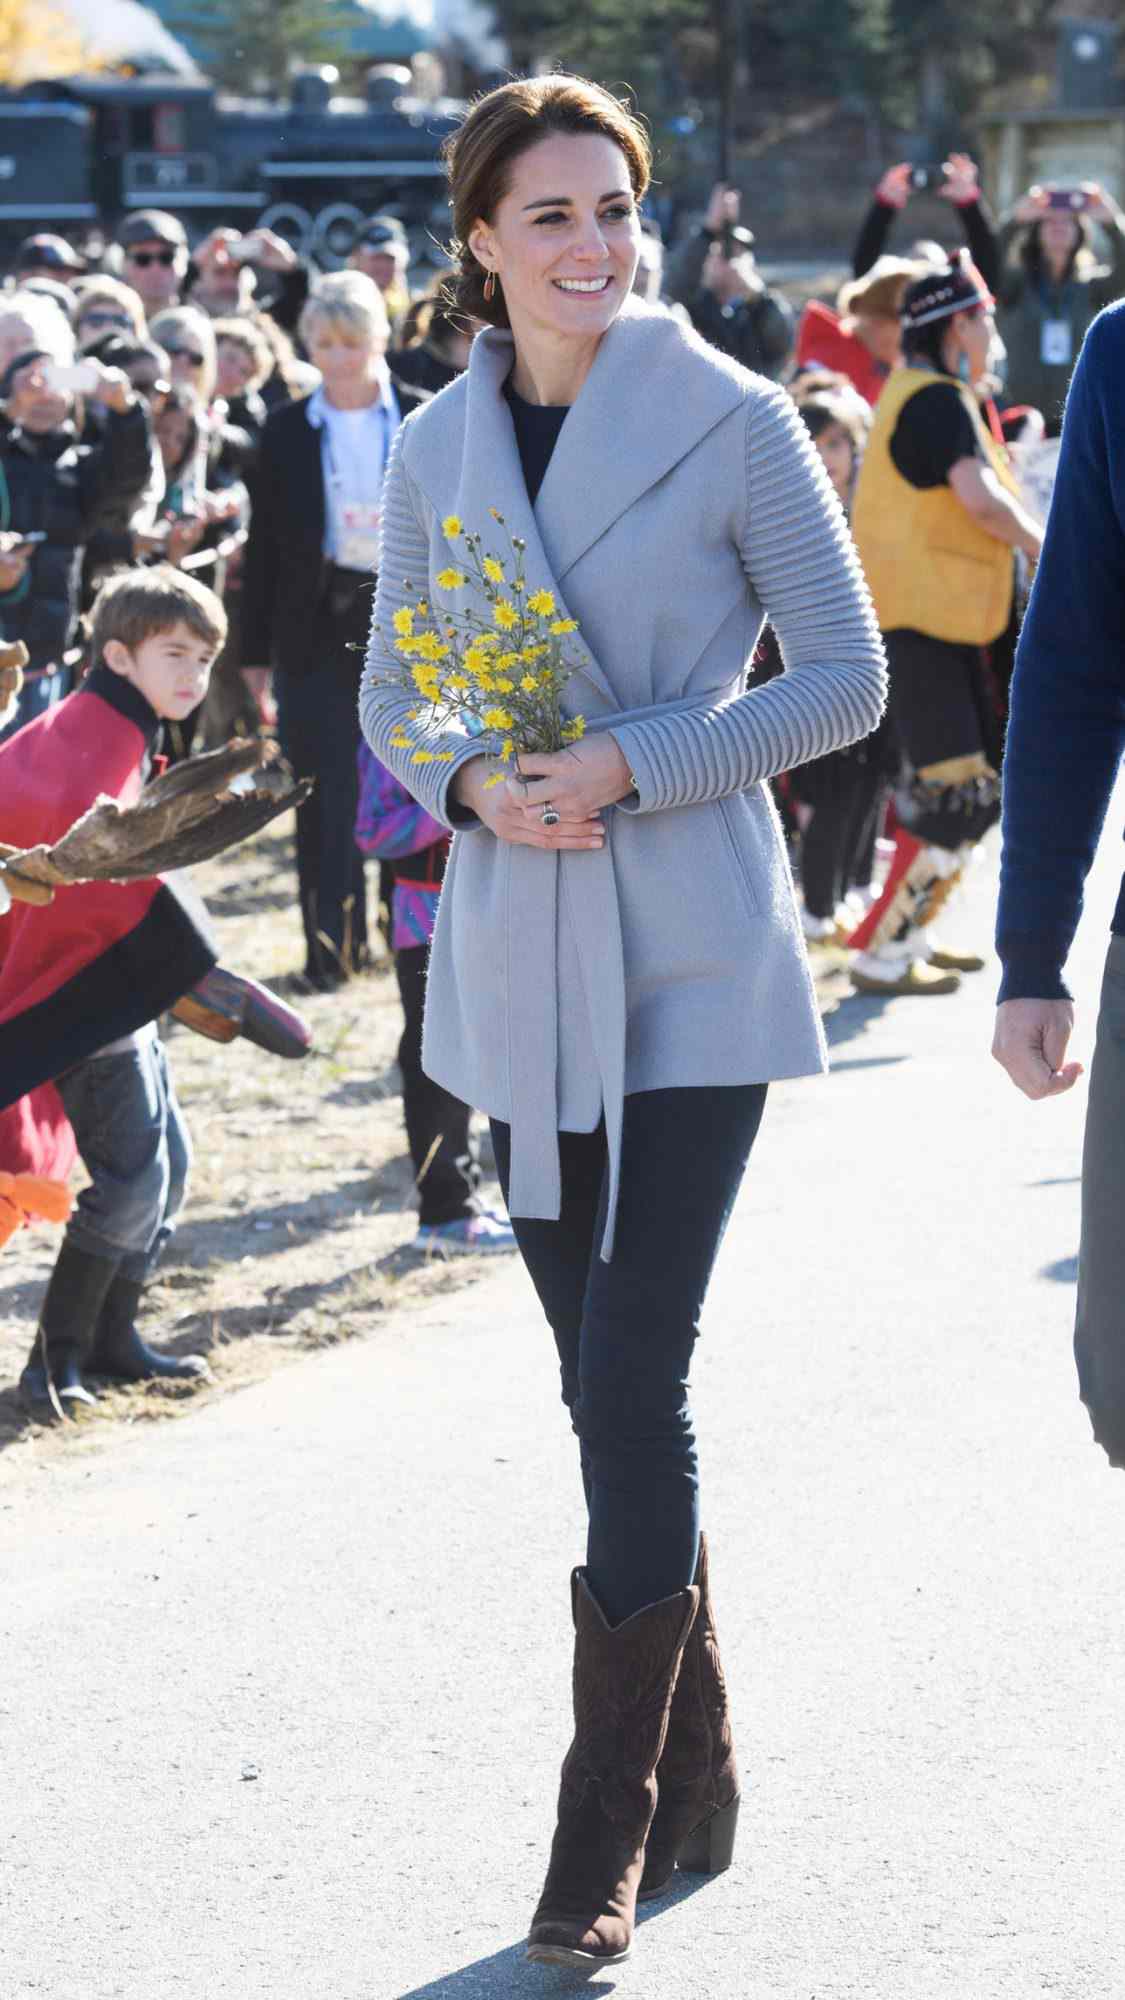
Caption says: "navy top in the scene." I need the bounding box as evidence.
[997,302,1125,1000]
[504,381,568,505]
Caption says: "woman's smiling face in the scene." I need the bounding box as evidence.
[469,131,641,347]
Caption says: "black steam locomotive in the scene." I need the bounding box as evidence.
[0,65,461,260]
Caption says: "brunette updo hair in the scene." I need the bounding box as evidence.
[443,74,652,330]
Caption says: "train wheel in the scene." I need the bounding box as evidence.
[311,202,366,269]
[259,202,314,257]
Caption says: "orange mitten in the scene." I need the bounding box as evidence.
[0,1171,72,1249]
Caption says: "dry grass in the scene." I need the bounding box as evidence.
[0,817,499,1475]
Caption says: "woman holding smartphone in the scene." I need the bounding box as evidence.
[0,298,150,741]
[996,180,1125,432]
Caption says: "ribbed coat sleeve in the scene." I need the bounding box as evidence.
[611,386,887,814]
[358,425,485,829]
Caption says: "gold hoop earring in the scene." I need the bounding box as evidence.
[483,270,497,303]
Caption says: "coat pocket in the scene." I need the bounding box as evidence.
[714,795,761,920]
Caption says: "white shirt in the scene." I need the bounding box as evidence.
[307,374,401,566]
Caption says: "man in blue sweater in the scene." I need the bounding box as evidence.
[994,300,1125,1467]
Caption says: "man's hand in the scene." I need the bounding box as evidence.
[88,364,136,415]
[704,182,741,236]
[875,163,913,210]
[240,228,298,272]
[193,226,243,273]
[992,998,1083,1100]
[941,152,982,207]
[0,534,33,593]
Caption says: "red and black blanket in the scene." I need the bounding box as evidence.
[0,666,216,1178]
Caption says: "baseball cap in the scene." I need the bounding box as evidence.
[357,214,408,249]
[12,233,85,275]
[119,210,188,251]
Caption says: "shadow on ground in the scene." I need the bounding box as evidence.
[1041,1253,1079,1284]
[392,1874,711,1999]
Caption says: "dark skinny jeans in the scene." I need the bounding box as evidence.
[491,1084,767,1625]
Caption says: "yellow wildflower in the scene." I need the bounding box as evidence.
[442,515,462,539]
[488,507,503,522]
[495,651,520,670]
[521,643,547,661]
[520,674,539,693]
[484,772,506,789]
[394,636,421,655]
[389,732,412,749]
[416,600,429,616]
[411,749,436,764]
[494,677,515,693]
[447,674,469,691]
[528,589,555,617]
[475,674,495,691]
[482,707,514,730]
[501,739,514,760]
[482,556,504,584]
[436,568,467,590]
[435,751,455,762]
[392,606,414,637]
[562,716,587,742]
[550,618,578,635]
[493,599,518,631]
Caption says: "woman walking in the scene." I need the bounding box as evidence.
[360,75,885,1969]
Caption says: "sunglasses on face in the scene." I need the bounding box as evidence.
[127,247,178,268]
[80,309,132,329]
[167,347,205,367]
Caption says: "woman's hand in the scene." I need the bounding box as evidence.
[513,735,635,820]
[940,153,981,206]
[875,163,913,210]
[452,750,608,851]
[1013,186,1049,225]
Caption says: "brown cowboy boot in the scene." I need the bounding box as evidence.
[526,1568,699,1971]
[639,1533,741,1900]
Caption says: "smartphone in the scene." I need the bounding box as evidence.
[9,531,45,552]
[909,165,943,193]
[42,359,100,395]
[1047,186,1093,212]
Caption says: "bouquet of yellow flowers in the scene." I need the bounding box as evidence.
[374,510,587,790]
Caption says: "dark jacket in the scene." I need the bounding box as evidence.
[241,380,423,678]
[665,229,793,379]
[0,402,150,671]
[997,302,1125,1001]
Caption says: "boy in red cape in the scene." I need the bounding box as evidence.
[0,566,227,1417]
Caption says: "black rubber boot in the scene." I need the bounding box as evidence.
[17,1241,120,1419]
[89,1274,211,1383]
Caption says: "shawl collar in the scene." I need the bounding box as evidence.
[453,300,750,715]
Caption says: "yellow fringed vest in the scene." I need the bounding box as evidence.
[852,367,1018,647]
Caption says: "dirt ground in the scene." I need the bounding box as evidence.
[0,819,502,1474]
[0,815,851,1475]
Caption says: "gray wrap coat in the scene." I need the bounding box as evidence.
[360,299,887,1257]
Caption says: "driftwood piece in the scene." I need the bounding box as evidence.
[0,736,312,893]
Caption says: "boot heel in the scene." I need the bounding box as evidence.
[676,1793,740,1877]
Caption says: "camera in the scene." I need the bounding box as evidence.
[909,166,943,194]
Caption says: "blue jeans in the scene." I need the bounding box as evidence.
[491,1084,767,1624]
[55,1038,191,1281]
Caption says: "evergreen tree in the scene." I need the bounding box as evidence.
[171,0,357,95]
